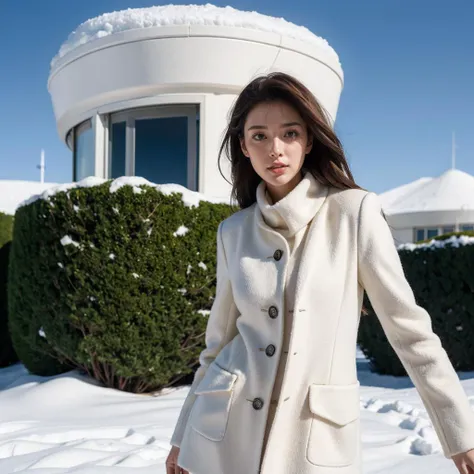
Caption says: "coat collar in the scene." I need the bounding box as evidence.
[255,171,329,238]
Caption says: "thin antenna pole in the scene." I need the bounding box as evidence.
[452,131,456,170]
[38,149,45,183]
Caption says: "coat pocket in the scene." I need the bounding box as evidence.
[306,382,360,467]
[189,362,238,442]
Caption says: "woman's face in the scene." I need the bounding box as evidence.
[240,100,313,202]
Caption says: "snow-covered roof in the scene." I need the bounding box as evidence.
[378,177,432,210]
[0,180,59,215]
[379,169,474,214]
[51,4,339,68]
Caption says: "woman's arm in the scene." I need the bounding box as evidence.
[357,192,474,458]
[170,220,239,447]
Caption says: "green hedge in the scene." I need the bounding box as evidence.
[358,234,474,375]
[8,181,234,391]
[0,212,14,248]
[0,241,18,367]
[0,212,17,367]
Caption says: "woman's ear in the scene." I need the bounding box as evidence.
[240,137,249,157]
[305,136,313,155]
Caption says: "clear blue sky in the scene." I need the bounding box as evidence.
[0,0,473,193]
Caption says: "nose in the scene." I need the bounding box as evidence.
[269,137,283,157]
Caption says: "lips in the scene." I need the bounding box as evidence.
[268,164,289,175]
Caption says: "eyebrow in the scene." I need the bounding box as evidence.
[247,122,303,131]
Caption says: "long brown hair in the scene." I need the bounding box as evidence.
[218,71,364,209]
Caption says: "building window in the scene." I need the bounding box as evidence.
[135,117,188,186]
[461,224,474,231]
[415,226,451,242]
[109,121,126,179]
[108,105,199,190]
[415,229,425,242]
[442,226,455,234]
[73,119,95,181]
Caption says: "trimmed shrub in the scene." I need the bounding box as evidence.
[0,212,16,368]
[0,212,13,248]
[0,241,18,367]
[358,235,474,375]
[8,180,234,392]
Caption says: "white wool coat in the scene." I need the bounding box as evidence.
[170,173,474,474]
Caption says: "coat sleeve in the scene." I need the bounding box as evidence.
[358,191,474,458]
[170,220,239,447]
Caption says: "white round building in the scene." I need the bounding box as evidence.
[47,4,343,199]
[379,168,474,244]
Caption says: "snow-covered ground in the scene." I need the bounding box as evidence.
[0,348,469,473]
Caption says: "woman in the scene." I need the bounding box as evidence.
[166,72,474,474]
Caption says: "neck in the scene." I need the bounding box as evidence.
[266,171,303,203]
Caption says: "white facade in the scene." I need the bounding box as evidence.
[379,169,474,244]
[47,5,343,199]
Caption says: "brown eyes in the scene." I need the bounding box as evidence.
[252,130,300,141]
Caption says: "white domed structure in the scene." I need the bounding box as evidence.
[379,169,474,244]
[47,4,343,198]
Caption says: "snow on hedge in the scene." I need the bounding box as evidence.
[51,4,339,68]
[19,176,230,209]
[398,235,474,252]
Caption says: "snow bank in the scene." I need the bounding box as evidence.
[0,180,59,215]
[19,176,230,210]
[51,4,339,68]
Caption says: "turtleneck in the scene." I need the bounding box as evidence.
[256,171,327,239]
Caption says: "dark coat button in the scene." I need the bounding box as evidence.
[268,306,279,319]
[273,249,283,261]
[265,344,276,357]
[252,397,264,410]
